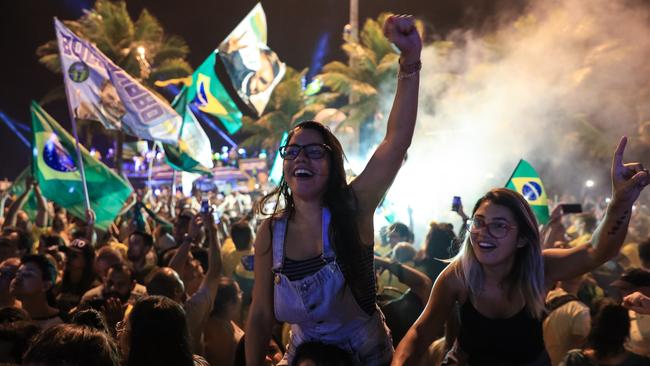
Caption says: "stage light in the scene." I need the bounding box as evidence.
[585,180,595,188]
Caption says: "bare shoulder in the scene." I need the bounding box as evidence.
[436,262,466,302]
[254,217,273,254]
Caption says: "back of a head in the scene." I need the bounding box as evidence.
[126,296,193,366]
[588,301,630,359]
[211,277,240,318]
[291,342,355,366]
[70,309,110,333]
[230,220,253,251]
[146,267,184,301]
[425,222,456,260]
[393,242,416,264]
[22,324,120,366]
[0,321,40,364]
[388,222,413,243]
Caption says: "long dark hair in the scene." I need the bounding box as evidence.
[589,301,630,359]
[61,239,96,295]
[258,121,367,298]
[126,296,194,366]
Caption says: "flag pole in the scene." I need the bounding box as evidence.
[147,143,157,188]
[63,89,92,214]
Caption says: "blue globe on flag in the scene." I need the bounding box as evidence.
[68,62,89,83]
[521,181,543,202]
[43,135,77,173]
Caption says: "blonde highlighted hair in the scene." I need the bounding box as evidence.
[452,188,546,319]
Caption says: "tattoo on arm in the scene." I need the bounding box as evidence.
[607,210,630,236]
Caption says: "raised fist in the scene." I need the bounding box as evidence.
[383,15,422,63]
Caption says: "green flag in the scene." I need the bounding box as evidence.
[188,52,243,134]
[163,87,214,176]
[30,102,133,230]
[9,168,38,221]
[505,159,550,225]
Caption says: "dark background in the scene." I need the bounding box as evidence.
[0,0,528,179]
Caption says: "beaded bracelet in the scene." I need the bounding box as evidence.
[398,59,422,80]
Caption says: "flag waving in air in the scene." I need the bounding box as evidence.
[505,159,550,225]
[218,3,285,116]
[54,18,181,145]
[31,102,132,230]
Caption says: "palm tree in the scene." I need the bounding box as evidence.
[35,0,193,172]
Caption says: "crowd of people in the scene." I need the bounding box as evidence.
[1,14,650,366]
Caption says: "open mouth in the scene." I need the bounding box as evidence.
[477,242,497,250]
[293,168,314,178]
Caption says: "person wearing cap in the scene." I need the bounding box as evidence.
[10,254,63,329]
[55,238,99,314]
[612,268,650,357]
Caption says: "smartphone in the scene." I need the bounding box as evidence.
[452,196,462,212]
[200,199,210,214]
[241,255,254,271]
[560,203,583,214]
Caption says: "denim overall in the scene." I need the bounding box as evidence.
[272,208,394,365]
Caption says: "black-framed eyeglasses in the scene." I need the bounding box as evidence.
[467,218,517,239]
[278,143,331,160]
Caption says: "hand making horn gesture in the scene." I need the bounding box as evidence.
[611,136,650,206]
[383,14,422,64]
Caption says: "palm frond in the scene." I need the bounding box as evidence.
[149,58,192,82]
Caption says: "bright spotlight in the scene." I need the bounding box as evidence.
[585,180,595,188]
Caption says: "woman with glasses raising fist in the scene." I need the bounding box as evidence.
[393,137,650,366]
[245,14,422,366]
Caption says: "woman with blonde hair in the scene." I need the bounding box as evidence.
[393,137,650,365]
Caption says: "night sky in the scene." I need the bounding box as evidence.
[0,0,526,179]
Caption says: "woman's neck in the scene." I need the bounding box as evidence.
[481,256,516,287]
[292,197,322,222]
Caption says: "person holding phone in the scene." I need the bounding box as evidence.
[245,14,422,366]
[393,137,649,365]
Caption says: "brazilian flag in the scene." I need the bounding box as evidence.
[188,52,243,134]
[31,102,132,230]
[505,159,550,225]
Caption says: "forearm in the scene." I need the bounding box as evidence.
[590,200,632,263]
[4,189,31,227]
[245,311,274,366]
[205,224,222,280]
[169,238,191,274]
[393,263,432,302]
[384,68,419,153]
[393,325,434,365]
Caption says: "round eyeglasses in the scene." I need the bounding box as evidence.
[278,143,331,160]
[467,218,517,239]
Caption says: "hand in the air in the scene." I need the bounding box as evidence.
[611,137,650,206]
[383,15,422,63]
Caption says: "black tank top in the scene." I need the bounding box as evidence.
[458,300,548,365]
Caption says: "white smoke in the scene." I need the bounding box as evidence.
[373,0,650,244]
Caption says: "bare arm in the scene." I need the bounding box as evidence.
[544,137,649,283]
[350,15,422,216]
[201,209,222,295]
[393,265,461,365]
[245,219,276,366]
[375,256,432,303]
[3,180,32,228]
[33,183,48,228]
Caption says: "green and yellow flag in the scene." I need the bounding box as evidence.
[163,88,214,176]
[31,102,132,230]
[505,159,550,225]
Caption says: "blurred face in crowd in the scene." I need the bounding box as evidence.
[127,234,147,263]
[103,268,134,303]
[0,258,19,296]
[94,254,122,281]
[10,262,50,299]
[65,248,86,271]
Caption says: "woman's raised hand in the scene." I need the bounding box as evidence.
[383,15,422,63]
[611,136,650,206]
